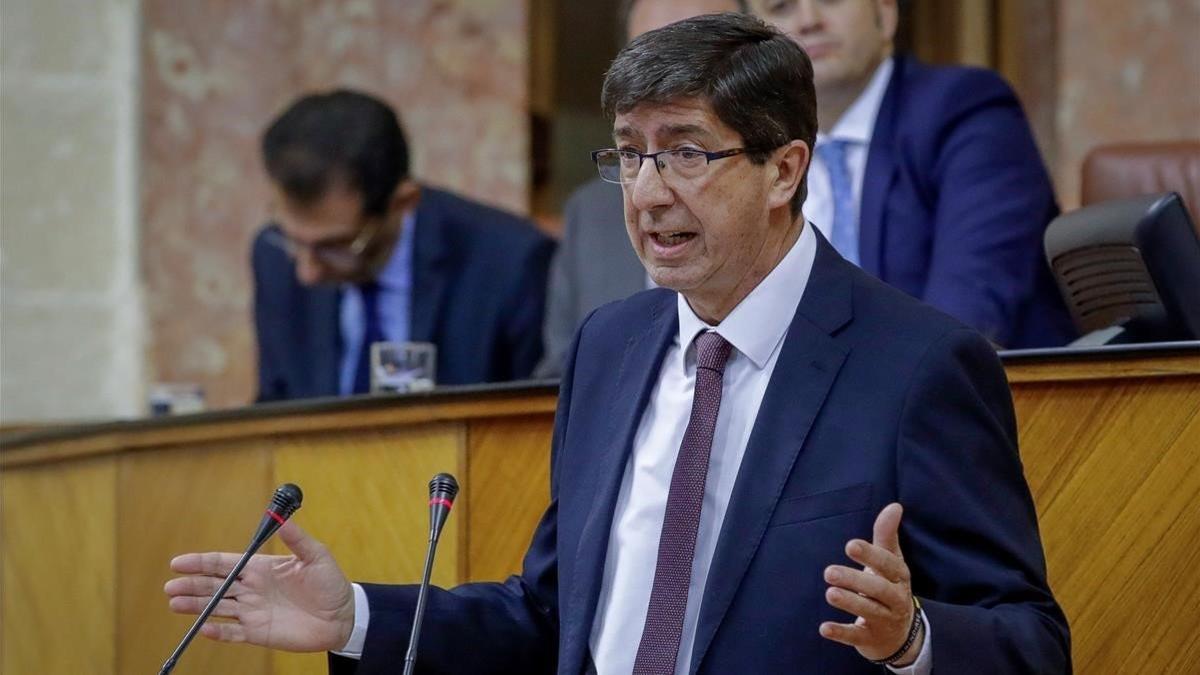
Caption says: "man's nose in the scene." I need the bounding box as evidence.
[794,0,823,34]
[629,156,675,212]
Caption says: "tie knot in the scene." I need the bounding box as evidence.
[693,331,732,373]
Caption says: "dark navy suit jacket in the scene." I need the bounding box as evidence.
[330,232,1070,674]
[253,187,555,401]
[863,56,1074,348]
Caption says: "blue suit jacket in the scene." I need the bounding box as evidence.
[253,187,555,401]
[330,232,1070,674]
[862,56,1074,348]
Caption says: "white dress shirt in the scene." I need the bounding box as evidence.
[338,221,930,673]
[588,223,818,673]
[803,57,894,247]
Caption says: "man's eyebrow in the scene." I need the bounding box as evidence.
[613,123,714,144]
[613,125,641,142]
[659,123,712,139]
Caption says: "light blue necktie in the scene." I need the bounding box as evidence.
[816,139,860,265]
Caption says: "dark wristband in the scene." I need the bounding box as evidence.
[869,596,924,667]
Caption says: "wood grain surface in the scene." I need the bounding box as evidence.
[2,356,1197,673]
[117,442,272,675]
[465,415,554,583]
[2,457,117,675]
[1014,376,1200,673]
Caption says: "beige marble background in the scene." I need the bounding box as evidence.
[1,0,144,421]
[1054,0,1200,208]
[140,0,530,409]
[2,0,1197,421]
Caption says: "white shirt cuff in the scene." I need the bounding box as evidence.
[331,583,370,659]
[887,606,932,675]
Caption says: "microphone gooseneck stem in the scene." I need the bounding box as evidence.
[402,532,441,675]
[159,544,258,675]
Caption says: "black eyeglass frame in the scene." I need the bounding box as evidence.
[590,147,749,184]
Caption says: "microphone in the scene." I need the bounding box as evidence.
[160,483,303,675]
[403,473,460,675]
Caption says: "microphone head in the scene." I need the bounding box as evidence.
[269,483,304,519]
[249,483,304,549]
[426,474,458,542]
[428,473,459,502]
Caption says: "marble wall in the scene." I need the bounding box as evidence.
[1,0,144,421]
[140,0,530,409]
[1055,0,1200,207]
[2,0,1196,421]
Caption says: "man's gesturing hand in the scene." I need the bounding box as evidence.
[164,521,356,653]
[819,503,924,666]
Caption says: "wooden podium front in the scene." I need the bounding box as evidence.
[2,349,1198,674]
[0,383,559,675]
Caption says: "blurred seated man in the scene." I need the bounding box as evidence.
[536,0,746,377]
[750,0,1074,348]
[252,90,554,401]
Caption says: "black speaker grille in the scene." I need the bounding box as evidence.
[1050,244,1163,333]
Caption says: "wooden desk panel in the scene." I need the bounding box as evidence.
[0,386,556,675]
[117,442,273,675]
[1008,356,1200,674]
[1,457,117,675]
[270,423,465,675]
[2,355,1198,673]
[465,415,554,583]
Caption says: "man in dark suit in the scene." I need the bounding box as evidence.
[752,0,1074,348]
[252,90,554,401]
[166,15,1069,674]
[540,0,1074,379]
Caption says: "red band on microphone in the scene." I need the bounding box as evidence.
[429,497,454,509]
[266,510,287,526]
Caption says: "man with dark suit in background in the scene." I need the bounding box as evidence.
[252,90,555,401]
[167,15,1068,674]
[751,0,1074,348]
[540,1,1074,379]
[536,0,747,378]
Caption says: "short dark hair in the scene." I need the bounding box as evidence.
[262,89,409,218]
[602,12,816,214]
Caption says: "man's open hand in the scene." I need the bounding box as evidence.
[819,503,924,666]
[164,521,356,653]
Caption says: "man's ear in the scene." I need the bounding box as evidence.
[767,140,810,212]
[390,179,422,216]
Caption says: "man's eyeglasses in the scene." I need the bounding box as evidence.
[262,219,381,271]
[591,147,748,184]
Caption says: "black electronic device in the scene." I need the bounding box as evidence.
[1044,192,1200,345]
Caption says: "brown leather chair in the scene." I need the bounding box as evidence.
[1081,141,1200,229]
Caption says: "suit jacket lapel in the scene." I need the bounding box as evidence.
[858,55,904,278]
[689,234,853,673]
[409,190,449,344]
[560,291,678,671]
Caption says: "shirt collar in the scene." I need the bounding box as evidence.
[375,210,417,291]
[676,221,818,371]
[816,56,895,146]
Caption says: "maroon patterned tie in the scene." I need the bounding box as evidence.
[633,331,733,675]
